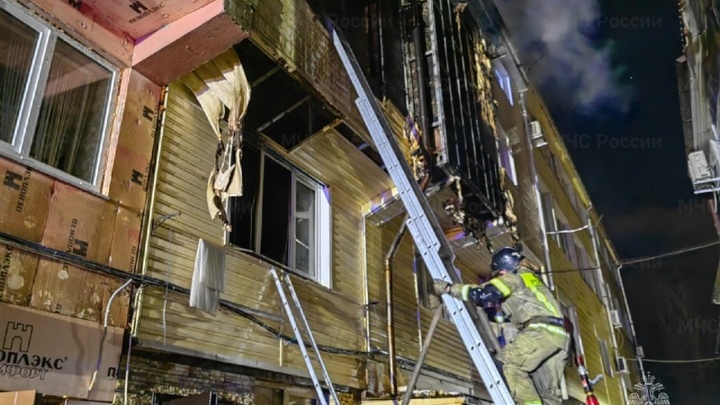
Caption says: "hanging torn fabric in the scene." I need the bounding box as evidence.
[190,239,227,315]
[180,48,252,231]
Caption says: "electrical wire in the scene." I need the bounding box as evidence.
[0,232,488,383]
[620,239,720,266]
[3,229,719,364]
[627,357,720,364]
[0,231,375,357]
[534,238,720,275]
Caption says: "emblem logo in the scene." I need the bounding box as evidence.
[629,373,670,405]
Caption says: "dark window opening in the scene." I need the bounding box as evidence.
[228,143,261,251]
[228,144,319,276]
[234,41,339,151]
[260,157,292,264]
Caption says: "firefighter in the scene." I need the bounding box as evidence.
[433,247,569,405]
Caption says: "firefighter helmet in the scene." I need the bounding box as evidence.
[491,246,524,275]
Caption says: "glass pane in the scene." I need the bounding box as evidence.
[31,38,112,183]
[295,182,315,274]
[0,9,39,143]
[295,243,310,274]
[296,217,310,245]
[296,181,315,212]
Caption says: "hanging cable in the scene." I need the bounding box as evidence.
[627,357,720,364]
[538,238,720,274]
[621,239,720,266]
[2,229,718,360]
[0,231,375,357]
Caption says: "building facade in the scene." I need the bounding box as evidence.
[677,0,720,305]
[0,0,636,404]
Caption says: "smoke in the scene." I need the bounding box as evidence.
[494,0,632,115]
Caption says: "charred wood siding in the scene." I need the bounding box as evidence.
[378,0,408,110]
[405,0,504,219]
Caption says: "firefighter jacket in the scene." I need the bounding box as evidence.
[451,266,564,331]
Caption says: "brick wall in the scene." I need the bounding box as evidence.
[112,350,361,405]
[113,354,254,405]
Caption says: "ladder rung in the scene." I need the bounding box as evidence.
[328,20,515,405]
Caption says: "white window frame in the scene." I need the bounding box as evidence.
[497,135,517,186]
[0,0,118,192]
[492,59,513,105]
[227,149,332,288]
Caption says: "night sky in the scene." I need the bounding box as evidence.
[528,0,720,401]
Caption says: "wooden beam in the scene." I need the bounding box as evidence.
[132,0,248,85]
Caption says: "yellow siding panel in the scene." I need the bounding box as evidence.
[137,80,400,390]
[365,217,473,382]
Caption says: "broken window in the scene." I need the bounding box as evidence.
[227,143,331,285]
[0,2,115,187]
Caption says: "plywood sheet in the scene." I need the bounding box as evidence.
[63,0,217,40]
[0,243,39,306]
[41,182,117,265]
[109,70,161,211]
[29,259,130,327]
[0,158,54,242]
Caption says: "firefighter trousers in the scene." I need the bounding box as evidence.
[497,324,569,405]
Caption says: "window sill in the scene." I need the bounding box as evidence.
[223,244,333,291]
[0,145,108,200]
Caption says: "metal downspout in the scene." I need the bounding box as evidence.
[386,220,407,399]
[519,91,553,287]
[132,85,169,335]
[386,177,430,398]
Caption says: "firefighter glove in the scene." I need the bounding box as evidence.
[433,279,451,296]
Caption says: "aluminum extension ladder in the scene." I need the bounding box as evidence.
[326,20,515,404]
[270,267,340,405]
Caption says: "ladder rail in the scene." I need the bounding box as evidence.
[328,20,515,404]
[270,268,329,405]
[282,271,341,405]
